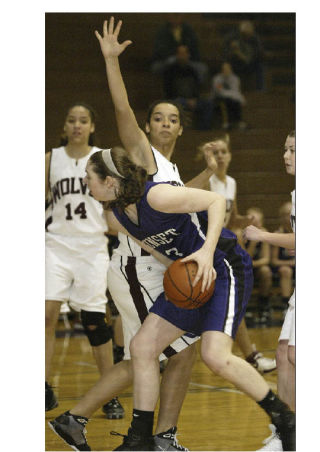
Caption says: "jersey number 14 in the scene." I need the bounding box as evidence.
[65,202,87,220]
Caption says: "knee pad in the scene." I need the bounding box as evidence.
[80,310,113,347]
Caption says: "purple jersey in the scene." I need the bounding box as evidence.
[113,181,238,266]
[113,181,253,338]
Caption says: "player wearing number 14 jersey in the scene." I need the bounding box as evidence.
[45,104,123,420]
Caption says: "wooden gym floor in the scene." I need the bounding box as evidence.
[45,321,280,451]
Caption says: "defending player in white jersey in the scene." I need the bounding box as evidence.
[243,130,295,451]
[45,103,124,419]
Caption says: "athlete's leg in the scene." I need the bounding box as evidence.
[277,301,295,411]
[276,340,295,411]
[201,330,269,400]
[45,299,63,380]
[278,265,294,298]
[156,343,197,433]
[129,313,185,411]
[70,359,133,418]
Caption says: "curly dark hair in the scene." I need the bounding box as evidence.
[88,146,148,211]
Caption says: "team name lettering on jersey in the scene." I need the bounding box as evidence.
[51,177,88,204]
[143,229,180,248]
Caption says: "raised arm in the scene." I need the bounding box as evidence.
[148,185,226,291]
[185,147,217,189]
[95,17,155,170]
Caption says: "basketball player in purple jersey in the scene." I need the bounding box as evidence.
[49,17,216,452]
[84,147,295,452]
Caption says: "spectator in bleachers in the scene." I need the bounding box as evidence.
[150,13,208,83]
[163,44,212,130]
[271,201,295,310]
[222,20,265,90]
[244,207,272,323]
[212,61,247,130]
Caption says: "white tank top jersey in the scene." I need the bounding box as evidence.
[46,146,107,237]
[290,190,295,233]
[209,173,236,227]
[115,145,184,257]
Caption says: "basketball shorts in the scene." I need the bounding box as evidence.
[150,252,253,339]
[279,289,295,346]
[45,233,109,313]
[107,254,200,361]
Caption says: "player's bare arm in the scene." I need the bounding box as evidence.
[95,17,156,172]
[243,225,295,249]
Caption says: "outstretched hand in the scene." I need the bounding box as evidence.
[95,17,132,59]
[243,225,264,242]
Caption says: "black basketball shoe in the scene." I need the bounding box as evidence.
[111,428,154,451]
[271,409,295,451]
[102,397,125,419]
[48,411,91,451]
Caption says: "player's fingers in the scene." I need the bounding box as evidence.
[103,20,108,35]
[114,19,122,37]
[109,16,114,34]
[94,30,102,41]
[192,266,203,288]
[205,268,214,291]
[121,40,133,51]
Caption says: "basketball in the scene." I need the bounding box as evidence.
[163,258,215,309]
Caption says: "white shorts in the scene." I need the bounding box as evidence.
[279,290,295,346]
[108,254,200,361]
[45,233,109,313]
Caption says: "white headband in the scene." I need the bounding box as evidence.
[102,148,124,179]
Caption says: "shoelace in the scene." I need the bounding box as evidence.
[171,433,189,451]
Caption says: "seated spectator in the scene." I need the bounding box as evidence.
[271,202,295,310]
[212,61,246,130]
[151,13,208,83]
[163,45,213,130]
[222,20,265,90]
[244,207,272,323]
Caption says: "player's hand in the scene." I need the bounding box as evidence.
[181,248,216,293]
[243,225,264,242]
[203,148,218,173]
[95,17,132,59]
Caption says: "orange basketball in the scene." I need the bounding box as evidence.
[163,258,215,309]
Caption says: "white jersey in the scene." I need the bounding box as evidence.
[114,145,184,257]
[209,173,236,227]
[46,146,107,237]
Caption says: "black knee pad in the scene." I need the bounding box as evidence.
[80,310,113,347]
